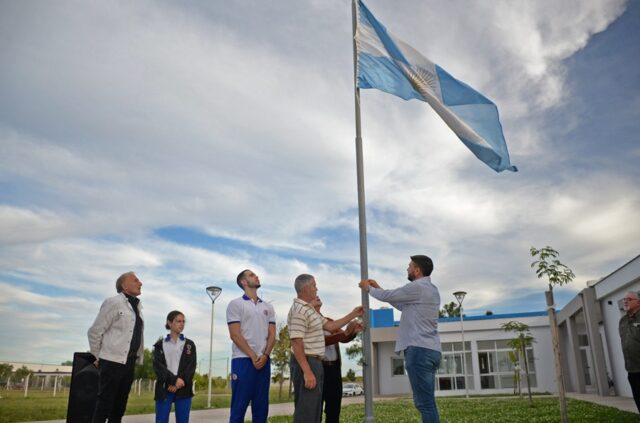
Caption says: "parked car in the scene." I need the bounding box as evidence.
[342,383,363,396]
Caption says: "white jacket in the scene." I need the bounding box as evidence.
[88,292,144,364]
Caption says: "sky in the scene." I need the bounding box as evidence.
[1,0,639,377]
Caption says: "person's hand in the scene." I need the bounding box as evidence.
[347,319,365,334]
[251,353,261,367]
[345,320,357,336]
[93,359,99,368]
[254,354,268,369]
[175,378,185,389]
[167,385,177,393]
[352,305,364,318]
[303,370,317,390]
[368,279,380,289]
[358,279,370,291]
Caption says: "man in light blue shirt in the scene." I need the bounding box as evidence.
[360,255,441,423]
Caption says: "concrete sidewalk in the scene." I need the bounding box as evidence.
[28,395,379,423]
[565,392,638,414]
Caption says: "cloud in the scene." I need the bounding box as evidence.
[0,0,636,366]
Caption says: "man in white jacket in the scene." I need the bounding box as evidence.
[88,272,144,423]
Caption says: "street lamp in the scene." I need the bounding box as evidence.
[453,290,469,398]
[206,286,222,409]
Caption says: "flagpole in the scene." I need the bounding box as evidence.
[352,1,375,421]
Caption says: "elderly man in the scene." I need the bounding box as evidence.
[226,269,276,423]
[88,272,144,423]
[311,296,363,423]
[620,290,640,413]
[360,255,441,423]
[287,274,363,423]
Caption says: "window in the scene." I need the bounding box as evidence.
[477,340,536,390]
[391,357,405,376]
[436,342,473,391]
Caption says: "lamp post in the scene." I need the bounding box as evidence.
[206,286,222,409]
[453,290,469,398]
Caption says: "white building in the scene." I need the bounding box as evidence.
[369,309,557,396]
[556,254,640,398]
[369,254,640,400]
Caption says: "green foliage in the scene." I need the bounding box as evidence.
[345,333,363,366]
[271,324,291,399]
[265,397,639,422]
[345,368,356,382]
[14,365,32,382]
[485,310,493,315]
[502,321,535,404]
[0,385,294,422]
[134,348,155,379]
[439,301,460,318]
[530,246,575,290]
[0,363,14,382]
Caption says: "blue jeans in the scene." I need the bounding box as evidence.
[404,346,441,423]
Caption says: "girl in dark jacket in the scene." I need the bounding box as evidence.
[153,310,197,423]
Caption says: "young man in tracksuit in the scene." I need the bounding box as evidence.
[226,269,276,423]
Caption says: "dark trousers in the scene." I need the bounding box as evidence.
[92,357,136,423]
[291,356,324,423]
[322,362,343,423]
[629,372,640,413]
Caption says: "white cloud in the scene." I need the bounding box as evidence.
[0,0,636,366]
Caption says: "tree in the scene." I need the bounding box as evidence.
[61,360,73,366]
[0,363,13,385]
[15,365,32,383]
[502,321,535,405]
[485,310,493,316]
[345,333,363,366]
[531,246,574,423]
[134,348,155,379]
[506,350,521,396]
[439,301,460,318]
[530,246,575,291]
[271,324,290,399]
[345,368,356,382]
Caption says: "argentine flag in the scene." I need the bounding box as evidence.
[355,0,517,173]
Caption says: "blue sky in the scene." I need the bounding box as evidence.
[1,0,639,376]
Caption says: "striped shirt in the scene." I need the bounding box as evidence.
[287,298,327,357]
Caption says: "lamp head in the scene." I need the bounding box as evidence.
[206,286,222,302]
[453,290,467,305]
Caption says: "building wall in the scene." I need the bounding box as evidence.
[373,314,556,396]
[598,279,640,397]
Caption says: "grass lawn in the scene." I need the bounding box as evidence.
[268,397,638,423]
[0,388,294,423]
[2,391,637,422]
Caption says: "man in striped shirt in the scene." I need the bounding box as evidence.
[287,274,363,423]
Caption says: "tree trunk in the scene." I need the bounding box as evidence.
[521,337,532,405]
[546,290,568,423]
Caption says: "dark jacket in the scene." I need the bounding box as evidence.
[153,335,197,400]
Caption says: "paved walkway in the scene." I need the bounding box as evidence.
[28,395,378,423]
[565,391,638,414]
[27,392,638,422]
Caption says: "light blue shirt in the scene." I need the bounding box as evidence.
[369,276,441,353]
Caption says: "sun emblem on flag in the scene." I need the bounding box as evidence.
[412,65,438,94]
